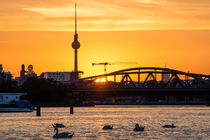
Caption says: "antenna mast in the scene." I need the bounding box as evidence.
[75,3,77,35]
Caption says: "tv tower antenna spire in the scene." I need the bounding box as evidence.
[75,2,77,35]
[71,2,80,73]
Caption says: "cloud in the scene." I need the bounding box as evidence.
[0,0,210,31]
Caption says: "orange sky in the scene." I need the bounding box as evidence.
[1,0,210,31]
[0,0,210,77]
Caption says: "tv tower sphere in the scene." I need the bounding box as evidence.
[72,35,80,49]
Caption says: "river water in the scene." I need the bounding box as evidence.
[0,106,209,140]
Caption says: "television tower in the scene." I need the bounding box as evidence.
[71,3,80,73]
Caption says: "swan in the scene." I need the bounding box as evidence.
[53,127,74,139]
[162,123,176,128]
[52,123,66,128]
[103,125,113,130]
[133,124,144,131]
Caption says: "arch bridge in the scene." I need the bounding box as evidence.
[81,67,210,89]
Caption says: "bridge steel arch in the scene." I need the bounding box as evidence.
[81,67,210,89]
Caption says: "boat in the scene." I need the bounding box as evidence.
[0,93,34,112]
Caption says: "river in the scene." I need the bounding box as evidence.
[0,106,209,139]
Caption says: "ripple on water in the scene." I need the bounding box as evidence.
[0,106,209,139]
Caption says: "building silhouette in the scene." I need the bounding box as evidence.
[0,64,12,84]
[16,64,37,86]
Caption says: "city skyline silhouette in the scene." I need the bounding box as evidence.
[0,0,209,77]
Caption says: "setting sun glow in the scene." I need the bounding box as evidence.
[95,77,107,83]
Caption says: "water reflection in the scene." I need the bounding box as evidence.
[0,106,209,139]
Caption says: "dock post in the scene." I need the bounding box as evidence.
[70,105,74,114]
[70,94,74,114]
[36,106,41,116]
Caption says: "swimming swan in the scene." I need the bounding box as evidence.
[53,127,74,139]
[162,123,176,128]
[52,123,66,128]
[52,123,74,139]
[133,124,144,131]
[103,125,113,130]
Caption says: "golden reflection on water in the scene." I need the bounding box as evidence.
[0,106,209,139]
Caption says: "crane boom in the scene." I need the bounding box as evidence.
[92,62,138,74]
[92,62,110,74]
[92,62,109,66]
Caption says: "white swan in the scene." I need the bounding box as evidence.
[133,124,144,131]
[53,127,74,139]
[162,123,176,128]
[103,125,113,130]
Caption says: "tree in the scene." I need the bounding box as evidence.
[21,77,69,105]
[0,80,19,92]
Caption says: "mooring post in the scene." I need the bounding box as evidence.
[36,106,41,116]
[70,104,74,114]
[70,94,74,114]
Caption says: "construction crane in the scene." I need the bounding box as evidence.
[92,62,138,74]
[92,62,110,74]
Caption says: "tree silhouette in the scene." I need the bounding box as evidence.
[21,77,69,105]
[0,80,19,92]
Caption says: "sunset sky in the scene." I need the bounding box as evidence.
[0,0,210,77]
